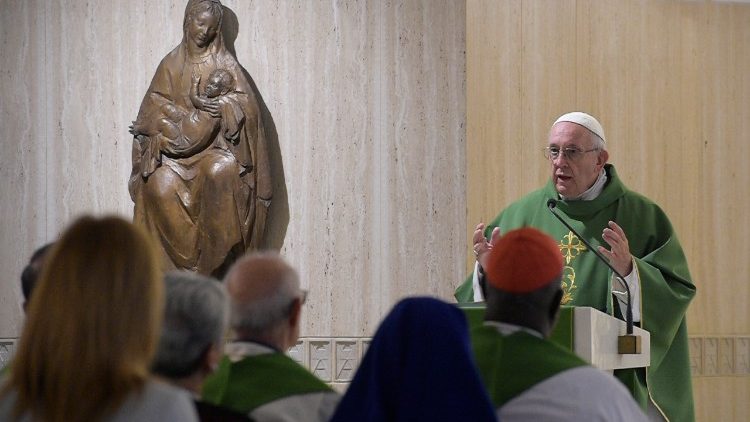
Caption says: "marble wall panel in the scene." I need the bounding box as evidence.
[0,0,466,339]
[0,0,48,336]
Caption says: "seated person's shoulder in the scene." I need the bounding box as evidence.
[502,366,645,421]
[109,379,198,422]
[196,400,255,422]
[251,390,340,422]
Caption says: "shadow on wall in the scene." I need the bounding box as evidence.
[223,6,289,251]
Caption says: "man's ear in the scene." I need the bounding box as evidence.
[597,149,609,167]
[203,343,223,373]
[549,288,564,324]
[288,297,302,328]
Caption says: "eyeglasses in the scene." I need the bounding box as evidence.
[543,146,600,162]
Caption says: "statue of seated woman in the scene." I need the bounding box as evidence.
[128,0,271,277]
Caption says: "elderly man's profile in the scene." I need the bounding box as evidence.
[128,0,271,277]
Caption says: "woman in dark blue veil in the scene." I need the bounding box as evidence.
[331,297,497,422]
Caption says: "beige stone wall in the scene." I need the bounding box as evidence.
[0,0,466,347]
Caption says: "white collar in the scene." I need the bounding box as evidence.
[224,341,276,363]
[483,320,544,338]
[559,168,607,201]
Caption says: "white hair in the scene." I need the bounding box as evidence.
[590,131,606,151]
[152,271,228,378]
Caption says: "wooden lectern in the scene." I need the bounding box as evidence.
[460,304,650,371]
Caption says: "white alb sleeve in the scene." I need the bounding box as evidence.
[472,261,485,302]
[611,258,641,322]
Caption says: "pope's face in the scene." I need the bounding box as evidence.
[187,10,219,49]
[548,122,608,198]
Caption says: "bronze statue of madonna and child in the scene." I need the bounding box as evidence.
[128,0,271,277]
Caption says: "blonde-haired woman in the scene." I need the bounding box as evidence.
[0,216,197,421]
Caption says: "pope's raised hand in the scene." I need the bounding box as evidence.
[598,220,633,276]
[473,223,501,268]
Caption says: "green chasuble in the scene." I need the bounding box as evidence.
[456,164,696,422]
[202,351,334,414]
[472,326,587,407]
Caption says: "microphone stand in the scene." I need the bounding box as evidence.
[546,199,641,354]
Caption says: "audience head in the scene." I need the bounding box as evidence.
[20,242,53,310]
[224,251,306,351]
[330,297,496,422]
[4,215,163,422]
[482,227,564,337]
[152,271,229,393]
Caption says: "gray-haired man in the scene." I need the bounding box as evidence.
[202,252,339,422]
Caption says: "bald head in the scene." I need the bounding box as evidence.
[226,253,298,304]
[224,252,303,348]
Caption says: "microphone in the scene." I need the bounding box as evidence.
[546,199,640,353]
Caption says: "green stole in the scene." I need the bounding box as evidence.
[202,352,334,414]
[456,164,696,421]
[472,326,587,407]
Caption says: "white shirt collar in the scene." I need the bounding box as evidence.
[559,168,607,201]
[224,341,276,362]
[483,320,544,338]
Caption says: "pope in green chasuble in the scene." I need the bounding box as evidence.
[457,112,696,422]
